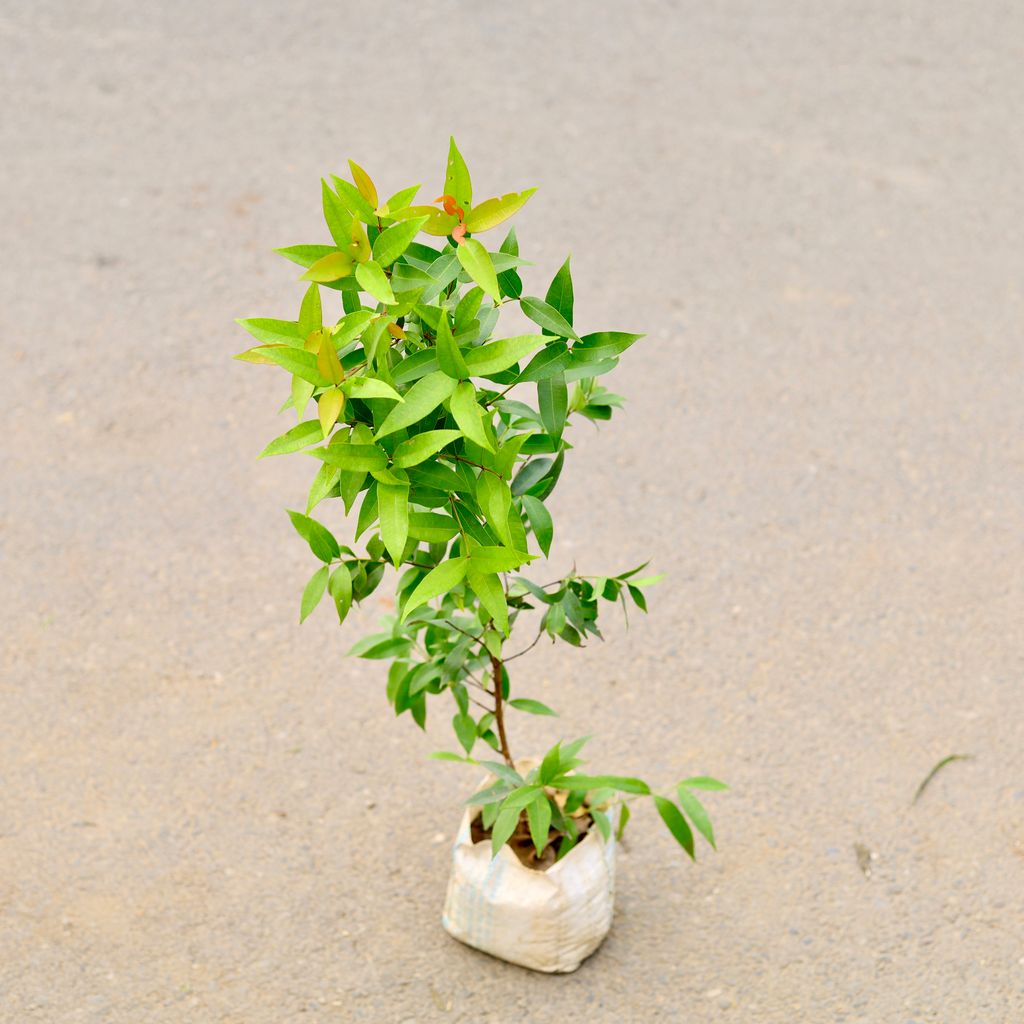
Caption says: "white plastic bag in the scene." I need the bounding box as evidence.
[442,790,618,973]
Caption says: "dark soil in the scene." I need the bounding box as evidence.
[471,811,594,871]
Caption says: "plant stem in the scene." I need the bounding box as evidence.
[490,653,514,767]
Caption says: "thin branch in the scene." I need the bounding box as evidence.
[444,618,486,648]
[438,453,503,479]
[504,627,545,663]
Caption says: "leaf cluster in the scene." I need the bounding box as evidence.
[238,139,725,863]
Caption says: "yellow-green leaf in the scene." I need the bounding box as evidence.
[301,251,353,283]
[348,159,378,208]
[402,557,470,620]
[341,376,403,403]
[455,239,500,301]
[464,189,537,233]
[300,566,330,623]
[390,205,460,237]
[355,260,396,305]
[372,216,430,267]
[259,419,324,458]
[316,334,345,385]
[317,388,345,438]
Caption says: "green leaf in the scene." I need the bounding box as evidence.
[490,806,519,858]
[287,510,340,563]
[654,795,695,860]
[450,381,493,450]
[256,347,329,387]
[499,785,543,812]
[516,342,570,383]
[259,419,325,458]
[407,512,460,543]
[539,744,562,786]
[435,313,470,379]
[392,205,459,238]
[464,335,546,376]
[375,370,457,440]
[430,750,472,763]
[402,557,469,620]
[301,250,354,283]
[444,136,472,210]
[378,482,409,565]
[236,317,303,347]
[355,260,396,305]
[496,227,522,299]
[464,188,537,233]
[551,775,651,795]
[299,283,323,336]
[538,373,568,440]
[306,462,340,513]
[322,179,353,247]
[468,546,533,574]
[275,244,337,270]
[341,376,403,403]
[526,793,552,854]
[453,711,477,754]
[466,568,509,635]
[311,443,387,472]
[392,349,439,385]
[332,309,375,345]
[676,786,716,849]
[507,698,557,716]
[328,563,353,624]
[330,175,376,223]
[372,216,429,267]
[348,634,409,659]
[300,565,329,622]
[544,256,574,326]
[615,801,631,841]
[455,238,500,302]
[572,331,644,361]
[392,429,462,468]
[520,495,553,556]
[383,183,421,213]
[679,776,730,791]
[520,295,579,340]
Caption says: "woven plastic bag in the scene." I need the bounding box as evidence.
[441,791,618,973]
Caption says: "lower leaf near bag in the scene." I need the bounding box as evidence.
[442,797,618,973]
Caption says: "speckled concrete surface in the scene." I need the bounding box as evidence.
[2,2,1023,1021]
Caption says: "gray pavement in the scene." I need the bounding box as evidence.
[2,2,1023,1021]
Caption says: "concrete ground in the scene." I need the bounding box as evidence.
[2,2,1023,1021]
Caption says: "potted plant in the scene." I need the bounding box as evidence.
[236,139,726,973]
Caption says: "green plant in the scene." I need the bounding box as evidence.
[237,139,725,864]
